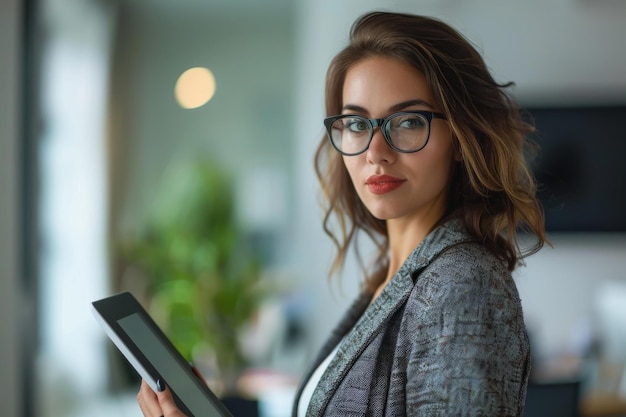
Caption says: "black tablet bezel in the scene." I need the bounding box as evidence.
[91,291,234,417]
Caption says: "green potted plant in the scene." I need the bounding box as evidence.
[119,158,266,395]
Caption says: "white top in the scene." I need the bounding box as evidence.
[297,344,340,417]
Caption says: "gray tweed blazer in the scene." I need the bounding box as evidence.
[292,219,530,416]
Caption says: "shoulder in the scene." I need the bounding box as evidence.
[427,239,511,287]
[393,218,525,328]
[403,218,513,290]
[406,239,524,325]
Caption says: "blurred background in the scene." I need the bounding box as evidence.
[2,0,626,416]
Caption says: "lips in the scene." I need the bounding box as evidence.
[365,174,405,194]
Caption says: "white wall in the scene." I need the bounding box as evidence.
[0,0,22,416]
[293,0,626,362]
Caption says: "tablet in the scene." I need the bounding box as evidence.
[91,291,234,417]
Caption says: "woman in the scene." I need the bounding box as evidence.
[138,10,546,417]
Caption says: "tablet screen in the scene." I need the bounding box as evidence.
[118,313,224,417]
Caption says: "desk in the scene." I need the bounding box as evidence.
[580,392,626,417]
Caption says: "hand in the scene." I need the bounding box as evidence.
[137,379,188,417]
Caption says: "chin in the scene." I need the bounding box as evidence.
[367,209,398,221]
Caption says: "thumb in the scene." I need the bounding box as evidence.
[155,379,188,417]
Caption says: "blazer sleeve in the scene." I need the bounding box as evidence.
[401,243,530,417]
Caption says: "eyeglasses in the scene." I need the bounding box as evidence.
[323,111,447,156]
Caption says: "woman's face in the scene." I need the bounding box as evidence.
[341,55,458,226]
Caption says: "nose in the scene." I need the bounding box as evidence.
[366,128,396,164]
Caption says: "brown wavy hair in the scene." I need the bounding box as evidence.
[314,11,547,291]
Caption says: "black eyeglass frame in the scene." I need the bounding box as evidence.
[323,110,447,156]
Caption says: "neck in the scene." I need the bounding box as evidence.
[371,214,442,301]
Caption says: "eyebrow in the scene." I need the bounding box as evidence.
[342,99,434,114]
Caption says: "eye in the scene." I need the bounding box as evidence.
[344,118,370,133]
[396,116,427,129]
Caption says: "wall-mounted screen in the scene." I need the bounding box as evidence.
[525,105,626,232]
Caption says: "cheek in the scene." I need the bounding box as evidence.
[342,156,360,182]
[419,143,457,185]
[342,156,369,201]
[431,132,456,167]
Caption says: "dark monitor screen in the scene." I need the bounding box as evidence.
[525,105,626,232]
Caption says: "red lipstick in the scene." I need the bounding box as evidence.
[366,174,405,194]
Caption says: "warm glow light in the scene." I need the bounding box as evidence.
[174,67,216,109]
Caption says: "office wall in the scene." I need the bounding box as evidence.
[293,0,626,362]
[0,0,22,416]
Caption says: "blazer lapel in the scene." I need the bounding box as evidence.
[306,265,418,416]
[306,219,470,416]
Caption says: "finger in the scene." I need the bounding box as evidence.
[155,380,188,417]
[137,379,163,417]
